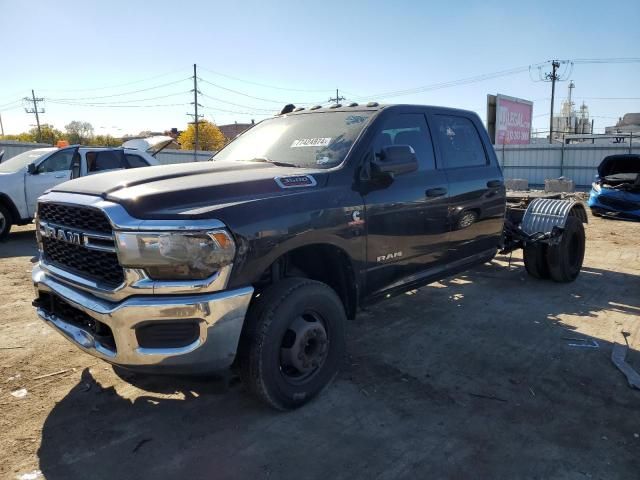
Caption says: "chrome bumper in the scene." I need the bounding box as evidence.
[32,265,253,374]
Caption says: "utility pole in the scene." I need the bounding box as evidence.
[187,64,203,161]
[24,89,44,142]
[328,88,345,106]
[0,113,4,137]
[546,61,560,144]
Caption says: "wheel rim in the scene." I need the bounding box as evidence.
[459,212,476,229]
[0,210,5,233]
[280,311,329,383]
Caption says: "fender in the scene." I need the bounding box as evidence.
[520,198,588,237]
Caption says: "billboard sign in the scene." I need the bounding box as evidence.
[487,94,533,145]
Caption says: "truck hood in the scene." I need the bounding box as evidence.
[121,135,177,156]
[51,160,327,219]
[598,154,640,178]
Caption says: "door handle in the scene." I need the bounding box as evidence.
[54,174,67,178]
[425,187,447,197]
[487,180,503,188]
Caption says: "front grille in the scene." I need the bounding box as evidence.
[42,237,124,288]
[598,196,640,211]
[39,203,125,288]
[38,203,112,234]
[37,292,116,352]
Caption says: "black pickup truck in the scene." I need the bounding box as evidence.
[32,104,587,409]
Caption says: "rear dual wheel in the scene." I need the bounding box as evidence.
[523,216,585,283]
[238,278,346,410]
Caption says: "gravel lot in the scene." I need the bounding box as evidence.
[1,214,639,480]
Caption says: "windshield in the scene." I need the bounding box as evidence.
[212,111,374,169]
[0,148,56,173]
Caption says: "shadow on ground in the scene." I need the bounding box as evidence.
[0,228,38,259]
[38,260,640,479]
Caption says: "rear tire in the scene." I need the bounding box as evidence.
[0,204,13,241]
[523,243,550,279]
[238,277,346,410]
[547,216,585,283]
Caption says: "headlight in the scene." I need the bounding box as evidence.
[591,182,601,193]
[115,230,235,280]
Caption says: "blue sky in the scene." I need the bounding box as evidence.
[1,0,638,136]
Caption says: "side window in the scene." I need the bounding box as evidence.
[125,154,149,168]
[37,150,74,173]
[432,115,488,169]
[87,151,125,172]
[372,113,435,170]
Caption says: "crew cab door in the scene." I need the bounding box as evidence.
[361,111,449,297]
[428,111,506,262]
[25,148,77,217]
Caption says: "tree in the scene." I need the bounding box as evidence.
[91,134,121,147]
[65,120,94,144]
[33,124,66,145]
[178,120,226,152]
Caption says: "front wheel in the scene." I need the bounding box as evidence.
[238,278,346,410]
[0,204,13,241]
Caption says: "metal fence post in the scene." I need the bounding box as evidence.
[560,141,565,177]
[630,132,633,154]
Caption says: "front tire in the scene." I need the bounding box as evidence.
[0,204,13,241]
[238,278,346,410]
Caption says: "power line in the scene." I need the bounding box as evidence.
[48,78,191,101]
[38,67,189,93]
[355,63,547,100]
[198,66,330,93]
[198,77,323,105]
[46,101,187,108]
[199,93,277,112]
[47,91,190,106]
[199,104,272,116]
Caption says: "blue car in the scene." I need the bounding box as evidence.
[588,154,640,220]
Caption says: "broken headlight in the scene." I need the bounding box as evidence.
[115,230,235,281]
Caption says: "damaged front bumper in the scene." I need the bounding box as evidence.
[32,265,253,374]
[588,187,640,219]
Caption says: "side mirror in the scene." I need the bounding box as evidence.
[27,163,38,174]
[372,145,418,178]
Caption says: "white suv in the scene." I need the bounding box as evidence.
[0,144,160,239]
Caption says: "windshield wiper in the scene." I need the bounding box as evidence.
[247,157,299,168]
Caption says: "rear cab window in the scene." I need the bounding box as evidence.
[431,115,488,169]
[86,151,126,172]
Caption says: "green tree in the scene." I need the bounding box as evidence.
[178,120,226,151]
[32,124,66,145]
[65,120,94,144]
[91,134,121,147]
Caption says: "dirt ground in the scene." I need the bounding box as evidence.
[1,214,639,480]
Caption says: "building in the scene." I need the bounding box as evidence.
[551,81,592,140]
[605,113,640,137]
[219,120,255,141]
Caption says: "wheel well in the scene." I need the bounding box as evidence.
[258,244,358,319]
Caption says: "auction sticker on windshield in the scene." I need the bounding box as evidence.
[290,138,332,148]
